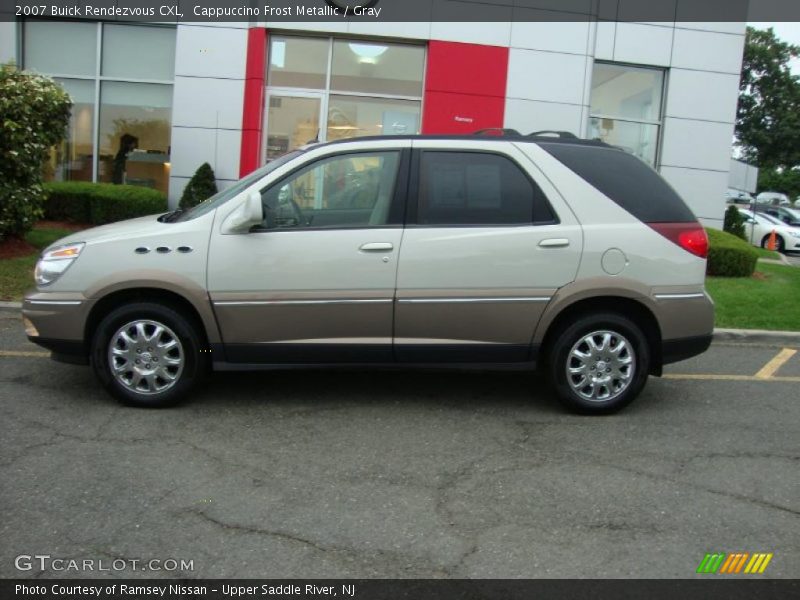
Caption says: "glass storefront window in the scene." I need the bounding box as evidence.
[98,82,173,191]
[102,24,176,80]
[331,41,424,97]
[45,78,95,183]
[267,36,329,89]
[327,96,421,141]
[24,21,97,76]
[589,62,665,166]
[265,36,425,161]
[24,22,176,194]
[265,96,322,160]
[589,118,660,167]
[591,63,664,122]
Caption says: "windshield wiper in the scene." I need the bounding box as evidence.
[157,208,184,223]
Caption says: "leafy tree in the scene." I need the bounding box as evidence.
[736,27,800,170]
[0,63,71,241]
[179,163,218,209]
[757,166,800,199]
[723,205,746,241]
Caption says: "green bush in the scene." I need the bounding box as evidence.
[722,205,747,240]
[706,227,759,277]
[180,162,218,209]
[43,182,167,225]
[0,63,71,241]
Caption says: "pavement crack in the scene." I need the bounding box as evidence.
[594,461,800,517]
[182,507,330,553]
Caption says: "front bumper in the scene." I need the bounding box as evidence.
[22,291,93,365]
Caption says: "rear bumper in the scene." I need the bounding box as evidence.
[661,334,713,365]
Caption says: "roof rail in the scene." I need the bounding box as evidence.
[527,130,578,139]
[473,128,522,137]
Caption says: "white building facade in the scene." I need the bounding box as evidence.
[3,16,746,226]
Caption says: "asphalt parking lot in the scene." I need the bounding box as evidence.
[1,307,798,579]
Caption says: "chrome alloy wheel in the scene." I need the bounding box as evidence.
[108,320,184,395]
[566,330,635,402]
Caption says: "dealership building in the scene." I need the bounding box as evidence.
[0,13,746,225]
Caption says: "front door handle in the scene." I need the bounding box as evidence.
[538,238,570,248]
[359,242,394,252]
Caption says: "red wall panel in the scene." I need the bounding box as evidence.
[422,40,509,134]
[422,91,506,135]
[239,28,267,177]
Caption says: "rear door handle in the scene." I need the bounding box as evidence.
[539,238,570,248]
[359,242,394,252]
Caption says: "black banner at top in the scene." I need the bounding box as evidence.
[2,0,800,23]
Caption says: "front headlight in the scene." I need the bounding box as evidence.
[34,243,85,286]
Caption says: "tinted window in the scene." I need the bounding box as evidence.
[540,142,696,223]
[418,152,554,225]
[261,151,400,229]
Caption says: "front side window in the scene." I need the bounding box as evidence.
[261,152,401,229]
[417,152,554,226]
[588,63,665,167]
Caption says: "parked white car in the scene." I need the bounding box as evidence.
[725,189,755,204]
[756,191,791,206]
[738,209,800,253]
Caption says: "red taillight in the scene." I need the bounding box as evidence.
[648,222,708,258]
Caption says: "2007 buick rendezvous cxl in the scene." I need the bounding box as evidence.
[23,132,714,413]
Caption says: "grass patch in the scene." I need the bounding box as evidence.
[25,227,75,250]
[0,254,39,301]
[754,247,781,260]
[706,262,800,331]
[0,227,76,301]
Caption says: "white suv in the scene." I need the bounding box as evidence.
[24,133,714,413]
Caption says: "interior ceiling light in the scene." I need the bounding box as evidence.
[349,43,388,60]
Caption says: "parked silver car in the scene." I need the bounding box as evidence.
[23,133,714,413]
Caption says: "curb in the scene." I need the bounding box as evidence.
[757,256,789,266]
[713,328,800,346]
[2,300,797,346]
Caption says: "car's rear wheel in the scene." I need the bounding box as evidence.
[91,302,207,407]
[548,313,650,414]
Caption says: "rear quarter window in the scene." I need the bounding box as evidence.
[539,143,696,223]
[417,151,556,226]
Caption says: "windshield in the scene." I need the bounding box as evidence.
[173,150,304,222]
[757,212,784,226]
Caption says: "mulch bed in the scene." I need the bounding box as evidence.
[0,236,37,260]
[37,220,88,231]
[0,221,89,260]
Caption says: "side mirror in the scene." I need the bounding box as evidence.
[221,190,263,234]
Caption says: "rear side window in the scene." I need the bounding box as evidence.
[417,151,555,225]
[539,143,696,223]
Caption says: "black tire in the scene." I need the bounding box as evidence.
[761,234,785,253]
[91,302,208,408]
[547,312,650,415]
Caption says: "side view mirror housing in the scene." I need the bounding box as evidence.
[221,190,263,234]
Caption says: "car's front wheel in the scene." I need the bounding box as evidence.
[548,313,650,414]
[761,234,785,253]
[91,302,207,407]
